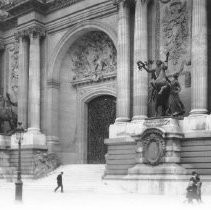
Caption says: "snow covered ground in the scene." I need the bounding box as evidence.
[0,165,210,210]
[0,186,210,210]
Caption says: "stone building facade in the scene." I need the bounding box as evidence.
[0,0,210,185]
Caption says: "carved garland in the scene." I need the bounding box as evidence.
[9,43,19,98]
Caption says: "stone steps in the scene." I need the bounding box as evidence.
[0,164,107,192]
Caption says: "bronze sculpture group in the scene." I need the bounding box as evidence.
[137,52,186,117]
[0,93,17,134]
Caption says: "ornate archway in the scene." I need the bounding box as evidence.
[46,20,117,163]
[48,20,117,82]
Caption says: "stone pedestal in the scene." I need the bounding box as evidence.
[103,174,203,195]
[0,135,10,148]
[11,130,46,149]
[128,164,186,175]
[183,114,211,138]
[128,118,185,175]
[109,117,183,138]
[0,135,10,168]
[106,117,186,177]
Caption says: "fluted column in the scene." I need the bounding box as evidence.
[190,0,208,115]
[28,32,41,131]
[132,0,148,120]
[17,36,29,128]
[115,0,131,122]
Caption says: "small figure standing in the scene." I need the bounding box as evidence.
[167,72,185,117]
[54,172,64,193]
[165,60,186,117]
[196,173,202,203]
[186,171,202,203]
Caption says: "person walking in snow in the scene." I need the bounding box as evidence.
[54,172,64,193]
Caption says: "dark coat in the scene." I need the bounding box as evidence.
[57,174,62,184]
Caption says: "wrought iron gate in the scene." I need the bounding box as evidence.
[87,95,116,164]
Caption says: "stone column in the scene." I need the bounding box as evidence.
[18,36,29,128]
[132,0,148,120]
[115,0,131,122]
[11,27,46,147]
[28,32,41,131]
[190,0,208,115]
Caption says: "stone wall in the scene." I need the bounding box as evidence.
[181,139,211,175]
[104,138,136,176]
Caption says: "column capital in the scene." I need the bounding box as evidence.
[15,25,46,40]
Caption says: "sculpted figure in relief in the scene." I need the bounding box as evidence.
[162,0,189,65]
[70,31,117,82]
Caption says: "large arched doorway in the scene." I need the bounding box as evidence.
[47,20,117,164]
[87,95,116,164]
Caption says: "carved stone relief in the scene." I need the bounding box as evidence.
[0,43,18,134]
[8,43,19,102]
[70,31,117,84]
[161,0,190,66]
[33,152,61,178]
[158,0,192,92]
[0,0,12,7]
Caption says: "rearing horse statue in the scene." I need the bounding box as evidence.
[137,53,170,117]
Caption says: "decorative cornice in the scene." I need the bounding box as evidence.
[0,0,84,14]
[0,0,84,31]
[71,72,116,87]
[15,24,46,40]
[0,0,47,31]
[47,0,84,13]
[0,0,46,11]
